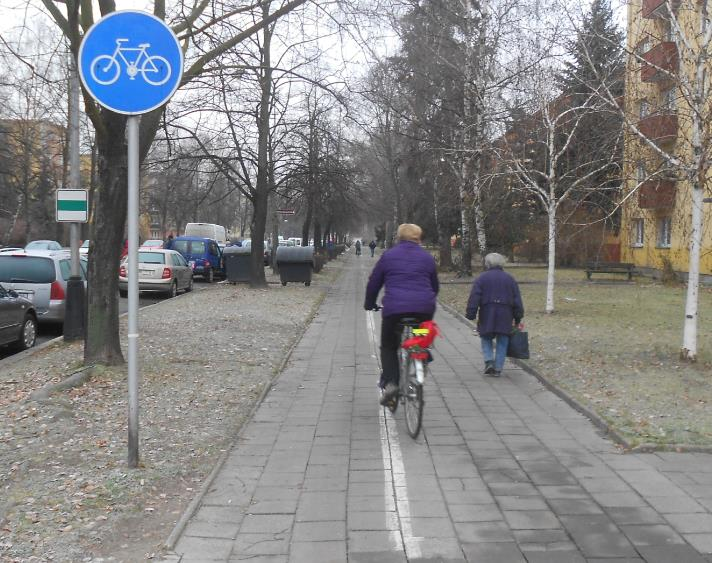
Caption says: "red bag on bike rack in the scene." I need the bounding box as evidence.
[401,321,439,360]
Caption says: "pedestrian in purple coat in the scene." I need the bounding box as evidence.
[466,253,524,376]
[365,224,439,405]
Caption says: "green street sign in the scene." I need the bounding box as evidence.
[56,189,88,222]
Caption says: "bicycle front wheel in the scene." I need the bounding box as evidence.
[404,377,423,438]
[90,55,120,85]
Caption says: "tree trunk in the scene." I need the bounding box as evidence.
[681,183,703,360]
[248,10,273,288]
[84,111,128,365]
[545,203,556,314]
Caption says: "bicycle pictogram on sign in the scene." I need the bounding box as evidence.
[90,39,172,86]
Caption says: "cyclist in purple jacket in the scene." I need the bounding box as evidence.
[365,224,440,405]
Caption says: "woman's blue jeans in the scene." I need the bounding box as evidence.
[480,334,510,371]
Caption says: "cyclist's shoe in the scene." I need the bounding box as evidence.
[426,350,434,363]
[484,361,496,375]
[379,383,399,406]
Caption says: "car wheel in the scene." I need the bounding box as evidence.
[16,314,37,351]
[119,289,128,298]
[185,277,193,292]
[166,280,178,298]
[205,268,214,283]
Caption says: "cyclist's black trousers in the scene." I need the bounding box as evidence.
[380,313,432,387]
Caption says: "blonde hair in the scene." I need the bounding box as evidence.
[396,223,422,243]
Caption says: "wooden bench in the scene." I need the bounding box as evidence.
[585,262,636,280]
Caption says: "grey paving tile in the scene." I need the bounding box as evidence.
[454,521,513,543]
[292,520,345,542]
[461,541,526,563]
[547,498,603,515]
[229,556,287,563]
[289,540,346,563]
[348,530,403,552]
[647,495,707,514]
[401,517,457,537]
[495,495,549,511]
[606,506,665,525]
[348,510,399,531]
[448,503,502,522]
[240,514,293,534]
[559,514,637,558]
[175,536,234,560]
[664,512,712,534]
[684,533,712,554]
[522,552,585,563]
[620,523,685,546]
[503,509,560,530]
[636,544,709,562]
[348,552,407,563]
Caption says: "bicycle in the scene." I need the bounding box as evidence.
[382,317,438,439]
[90,39,172,86]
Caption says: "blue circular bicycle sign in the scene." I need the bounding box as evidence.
[79,10,183,115]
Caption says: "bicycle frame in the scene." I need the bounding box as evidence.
[111,43,152,71]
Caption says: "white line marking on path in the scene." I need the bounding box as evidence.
[367,309,420,558]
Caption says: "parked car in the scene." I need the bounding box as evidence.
[25,240,63,251]
[140,239,165,249]
[118,249,193,298]
[241,239,272,265]
[0,247,23,254]
[165,236,224,282]
[0,282,37,350]
[79,240,90,256]
[0,250,87,324]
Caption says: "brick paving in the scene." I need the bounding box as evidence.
[164,254,712,562]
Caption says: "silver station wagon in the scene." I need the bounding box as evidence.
[0,250,87,324]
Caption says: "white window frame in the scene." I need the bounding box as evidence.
[632,218,645,247]
[657,216,672,248]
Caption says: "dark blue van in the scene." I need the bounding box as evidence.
[166,236,224,282]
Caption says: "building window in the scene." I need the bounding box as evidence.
[657,217,672,248]
[640,99,650,118]
[632,218,644,247]
[637,162,647,183]
[661,87,676,112]
[637,36,651,56]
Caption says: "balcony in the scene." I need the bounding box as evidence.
[638,178,677,208]
[642,0,680,18]
[637,113,678,144]
[641,42,678,82]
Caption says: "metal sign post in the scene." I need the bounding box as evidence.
[78,10,183,469]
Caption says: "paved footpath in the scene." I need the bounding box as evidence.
[165,255,712,563]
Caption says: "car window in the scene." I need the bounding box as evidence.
[191,241,207,254]
[59,259,88,281]
[210,243,219,256]
[0,256,56,283]
[138,252,165,264]
[0,285,7,298]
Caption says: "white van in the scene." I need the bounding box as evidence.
[184,223,228,246]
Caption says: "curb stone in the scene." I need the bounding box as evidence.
[438,300,712,455]
[161,285,330,557]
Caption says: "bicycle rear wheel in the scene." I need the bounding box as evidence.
[404,376,423,438]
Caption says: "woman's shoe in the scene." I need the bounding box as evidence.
[484,360,495,375]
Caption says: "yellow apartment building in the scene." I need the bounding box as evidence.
[622,0,712,282]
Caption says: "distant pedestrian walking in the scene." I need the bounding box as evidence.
[355,240,362,256]
[465,253,524,377]
[369,240,377,257]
